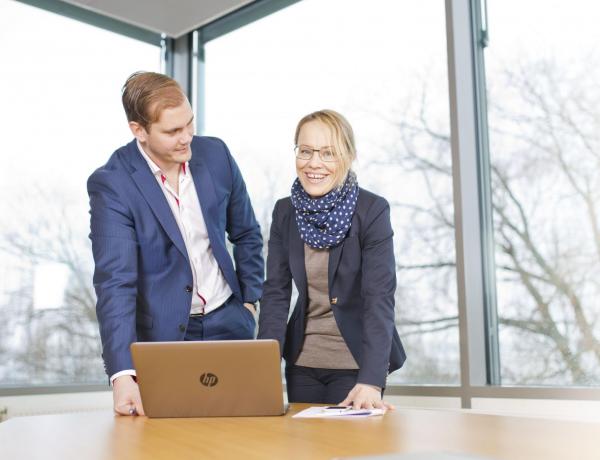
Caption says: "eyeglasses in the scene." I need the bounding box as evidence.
[294,145,337,162]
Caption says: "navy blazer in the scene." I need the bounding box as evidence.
[258,188,406,388]
[88,136,264,377]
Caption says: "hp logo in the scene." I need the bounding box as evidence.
[200,373,219,387]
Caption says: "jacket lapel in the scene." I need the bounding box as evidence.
[328,241,344,291]
[127,143,189,261]
[188,154,218,239]
[288,212,307,297]
[329,214,359,290]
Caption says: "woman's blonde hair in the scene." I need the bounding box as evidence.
[294,109,356,188]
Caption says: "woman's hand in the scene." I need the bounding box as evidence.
[339,383,395,410]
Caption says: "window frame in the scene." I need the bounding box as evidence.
[4,0,599,405]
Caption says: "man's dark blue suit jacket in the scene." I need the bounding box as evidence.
[88,136,263,377]
[258,188,406,388]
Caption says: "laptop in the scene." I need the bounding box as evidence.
[130,339,286,418]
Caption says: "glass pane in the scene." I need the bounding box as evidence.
[0,0,161,386]
[204,0,458,384]
[486,0,600,385]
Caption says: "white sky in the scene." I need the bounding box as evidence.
[0,0,161,195]
[205,0,449,203]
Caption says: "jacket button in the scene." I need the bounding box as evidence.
[179,324,186,332]
[185,285,193,293]
[331,297,338,305]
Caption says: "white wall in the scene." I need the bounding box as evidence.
[471,398,600,422]
[0,392,113,421]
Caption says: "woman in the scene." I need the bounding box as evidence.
[258,110,406,409]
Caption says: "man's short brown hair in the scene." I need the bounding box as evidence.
[122,71,186,130]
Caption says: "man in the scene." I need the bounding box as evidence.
[88,71,263,416]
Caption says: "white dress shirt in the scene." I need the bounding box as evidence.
[138,142,232,314]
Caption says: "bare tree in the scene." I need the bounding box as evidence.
[0,186,103,384]
[378,58,600,385]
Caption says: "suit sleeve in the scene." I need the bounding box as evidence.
[88,169,138,377]
[357,199,397,388]
[221,141,264,303]
[257,200,292,355]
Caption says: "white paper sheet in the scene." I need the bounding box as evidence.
[292,406,386,418]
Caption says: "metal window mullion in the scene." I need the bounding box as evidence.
[445,0,489,408]
[165,31,204,135]
[167,34,194,99]
[471,0,501,386]
[194,30,206,136]
[161,34,173,76]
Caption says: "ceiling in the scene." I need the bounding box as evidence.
[61,0,255,38]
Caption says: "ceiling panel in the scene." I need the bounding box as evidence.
[61,0,255,38]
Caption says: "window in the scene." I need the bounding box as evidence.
[486,0,600,386]
[0,0,161,386]
[203,0,458,384]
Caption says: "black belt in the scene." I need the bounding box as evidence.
[190,295,232,318]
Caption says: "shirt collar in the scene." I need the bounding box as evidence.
[137,140,188,178]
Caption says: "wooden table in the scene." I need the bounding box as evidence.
[0,404,597,459]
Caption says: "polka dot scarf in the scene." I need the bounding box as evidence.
[291,172,359,249]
